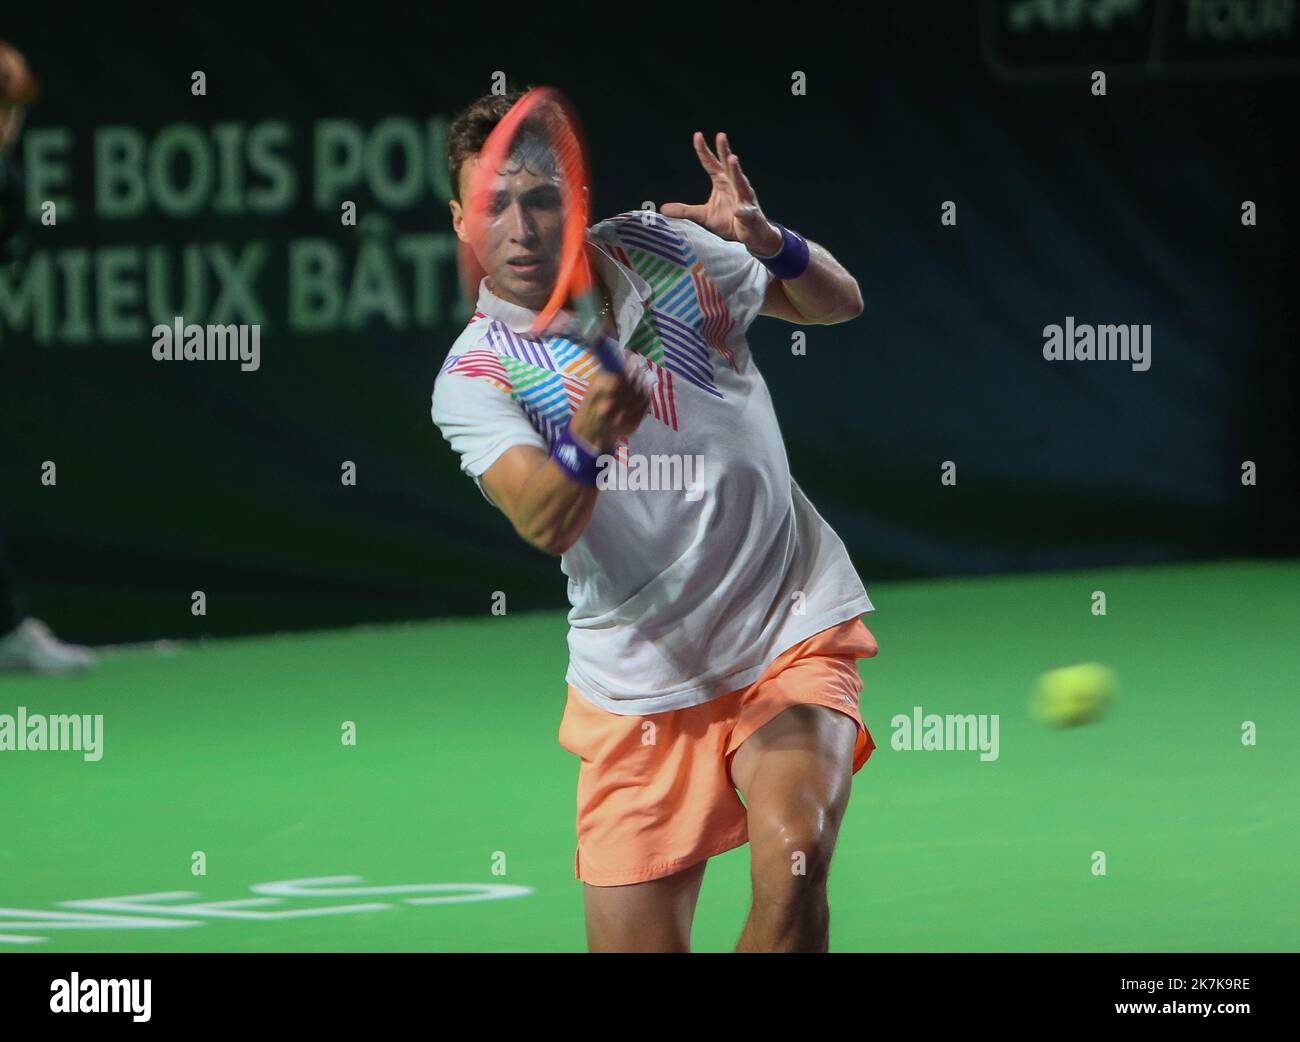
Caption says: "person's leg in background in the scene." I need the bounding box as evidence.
[0,47,91,674]
[0,529,96,673]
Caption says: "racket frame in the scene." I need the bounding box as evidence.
[464,86,623,375]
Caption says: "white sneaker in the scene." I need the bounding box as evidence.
[0,618,96,674]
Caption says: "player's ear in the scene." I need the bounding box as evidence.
[449,199,468,241]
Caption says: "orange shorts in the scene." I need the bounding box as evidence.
[557,616,879,887]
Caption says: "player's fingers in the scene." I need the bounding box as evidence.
[614,371,651,418]
[621,390,652,428]
[625,382,651,416]
[692,130,725,175]
[728,153,759,204]
[588,371,622,406]
[605,399,633,436]
[694,132,731,191]
[716,131,733,168]
[659,201,708,222]
[630,357,654,397]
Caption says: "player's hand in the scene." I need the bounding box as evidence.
[660,131,783,256]
[571,355,652,452]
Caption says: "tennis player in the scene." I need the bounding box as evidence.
[0,40,96,675]
[433,91,877,952]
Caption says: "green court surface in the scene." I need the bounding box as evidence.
[2,559,1296,952]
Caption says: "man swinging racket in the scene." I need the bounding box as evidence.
[433,90,878,953]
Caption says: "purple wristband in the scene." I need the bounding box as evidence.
[551,422,602,486]
[751,222,810,280]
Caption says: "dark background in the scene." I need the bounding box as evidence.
[1,2,1296,643]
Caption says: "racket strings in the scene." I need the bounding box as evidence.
[466,87,617,372]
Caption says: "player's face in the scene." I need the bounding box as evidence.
[459,153,564,311]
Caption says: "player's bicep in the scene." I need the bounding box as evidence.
[758,277,806,323]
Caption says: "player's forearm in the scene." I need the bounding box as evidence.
[776,239,863,325]
[513,459,599,556]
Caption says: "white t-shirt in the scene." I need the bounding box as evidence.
[431,212,873,715]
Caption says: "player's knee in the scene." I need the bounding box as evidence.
[753,813,839,892]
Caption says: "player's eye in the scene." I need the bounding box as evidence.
[527,184,562,211]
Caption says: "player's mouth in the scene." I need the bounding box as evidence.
[506,255,547,279]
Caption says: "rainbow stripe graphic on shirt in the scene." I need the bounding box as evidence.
[441,212,739,453]
[601,212,740,381]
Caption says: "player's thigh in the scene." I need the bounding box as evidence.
[730,704,858,861]
[582,859,709,953]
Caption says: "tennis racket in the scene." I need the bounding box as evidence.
[461,86,623,375]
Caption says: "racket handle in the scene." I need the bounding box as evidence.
[592,335,624,375]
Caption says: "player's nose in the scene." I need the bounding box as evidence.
[505,200,539,244]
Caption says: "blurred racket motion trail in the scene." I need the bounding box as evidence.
[460,86,623,374]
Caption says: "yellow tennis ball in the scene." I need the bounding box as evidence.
[1032,663,1116,727]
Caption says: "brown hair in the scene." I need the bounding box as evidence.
[0,41,39,105]
[446,88,529,202]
